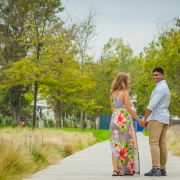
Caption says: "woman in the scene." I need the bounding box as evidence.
[110,72,144,176]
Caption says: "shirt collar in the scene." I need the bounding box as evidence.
[156,79,166,86]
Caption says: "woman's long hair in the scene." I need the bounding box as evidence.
[110,72,130,95]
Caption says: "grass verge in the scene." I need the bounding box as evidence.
[167,125,180,156]
[0,127,109,180]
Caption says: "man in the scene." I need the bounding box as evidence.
[143,67,170,176]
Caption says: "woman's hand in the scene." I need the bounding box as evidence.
[138,119,145,127]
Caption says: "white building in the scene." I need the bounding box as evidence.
[36,99,55,127]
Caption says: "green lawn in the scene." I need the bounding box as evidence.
[61,128,110,142]
[142,128,149,136]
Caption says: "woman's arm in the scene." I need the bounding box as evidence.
[110,96,114,112]
[123,90,144,126]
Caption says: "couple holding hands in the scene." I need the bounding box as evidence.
[109,67,170,176]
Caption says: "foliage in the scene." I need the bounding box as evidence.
[0,116,12,126]
[92,38,134,114]
[0,1,179,128]
[133,23,180,115]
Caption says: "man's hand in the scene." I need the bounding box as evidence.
[143,118,148,127]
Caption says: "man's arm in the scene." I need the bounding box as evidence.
[143,109,152,126]
[123,90,144,126]
[143,87,165,125]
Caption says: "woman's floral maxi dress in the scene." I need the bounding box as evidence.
[110,94,140,175]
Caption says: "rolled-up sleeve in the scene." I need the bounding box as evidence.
[147,87,165,111]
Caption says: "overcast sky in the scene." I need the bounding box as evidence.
[60,0,180,59]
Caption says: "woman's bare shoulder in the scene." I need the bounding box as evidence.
[118,90,128,96]
[111,90,128,98]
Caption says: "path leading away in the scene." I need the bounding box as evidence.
[24,133,180,180]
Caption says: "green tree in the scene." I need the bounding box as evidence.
[133,19,180,116]
[93,38,134,115]
[0,0,30,124]
[22,0,64,128]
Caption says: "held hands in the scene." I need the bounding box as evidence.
[138,119,145,127]
[138,118,148,127]
[144,118,148,127]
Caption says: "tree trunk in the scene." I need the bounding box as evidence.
[8,86,23,125]
[32,40,40,129]
[54,105,59,127]
[72,104,75,118]
[84,112,88,128]
[32,81,38,129]
[60,113,63,128]
[94,116,97,129]
[54,102,62,128]
[81,110,85,129]
[11,105,20,125]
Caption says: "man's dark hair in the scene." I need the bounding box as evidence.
[153,67,164,74]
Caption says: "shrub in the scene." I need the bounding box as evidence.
[167,125,180,156]
[0,128,97,179]
[0,116,12,126]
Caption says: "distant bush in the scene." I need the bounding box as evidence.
[63,116,80,128]
[44,119,55,128]
[0,116,12,126]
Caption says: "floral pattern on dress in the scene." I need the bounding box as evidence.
[110,95,140,175]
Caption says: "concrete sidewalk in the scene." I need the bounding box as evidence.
[24,133,180,180]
